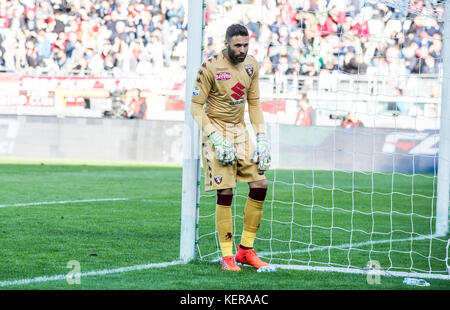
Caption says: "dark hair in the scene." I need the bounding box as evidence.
[225,24,249,42]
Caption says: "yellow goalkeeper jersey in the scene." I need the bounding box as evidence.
[191,50,265,137]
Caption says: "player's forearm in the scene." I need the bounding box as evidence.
[190,101,216,137]
[247,99,265,134]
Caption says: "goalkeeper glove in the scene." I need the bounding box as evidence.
[252,133,271,171]
[209,131,238,166]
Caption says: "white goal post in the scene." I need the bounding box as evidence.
[180,0,449,280]
[180,0,205,262]
[436,0,450,237]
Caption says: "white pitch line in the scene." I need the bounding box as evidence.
[259,234,436,257]
[0,260,185,287]
[0,198,130,208]
[271,264,450,280]
[0,198,179,209]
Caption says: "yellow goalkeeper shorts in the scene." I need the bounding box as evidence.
[201,122,266,192]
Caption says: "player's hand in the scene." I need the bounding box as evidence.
[252,133,271,171]
[209,132,238,166]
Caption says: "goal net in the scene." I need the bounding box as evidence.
[182,0,450,280]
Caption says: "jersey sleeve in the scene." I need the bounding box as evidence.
[190,62,216,137]
[247,58,265,134]
[247,58,260,102]
[191,63,213,104]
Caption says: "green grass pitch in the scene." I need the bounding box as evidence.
[0,161,448,290]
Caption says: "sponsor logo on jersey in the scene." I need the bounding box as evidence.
[245,65,253,76]
[215,72,232,81]
[231,82,245,100]
[193,86,200,96]
[229,99,245,106]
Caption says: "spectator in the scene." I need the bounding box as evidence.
[24,8,38,32]
[269,14,285,35]
[351,13,370,40]
[306,46,322,73]
[204,37,217,59]
[286,60,301,75]
[0,37,5,68]
[35,29,52,60]
[97,0,112,19]
[428,33,442,64]
[136,54,153,75]
[277,53,290,75]
[72,56,90,75]
[385,43,406,77]
[109,20,128,44]
[35,0,53,21]
[342,51,359,74]
[166,0,185,29]
[318,6,343,37]
[260,55,273,75]
[338,32,357,68]
[52,10,66,35]
[322,52,338,71]
[64,31,78,58]
[242,11,260,38]
[295,93,312,126]
[136,9,155,45]
[146,31,165,68]
[128,39,148,72]
[0,6,11,29]
[53,47,70,72]
[342,111,363,128]
[123,88,147,119]
[393,87,408,115]
[402,42,419,73]
[25,38,41,68]
[421,55,439,74]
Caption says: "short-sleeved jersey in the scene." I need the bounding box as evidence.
[191,51,260,127]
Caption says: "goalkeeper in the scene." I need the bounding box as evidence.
[190,24,275,272]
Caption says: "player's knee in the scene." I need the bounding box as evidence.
[249,179,267,190]
[217,188,233,206]
[248,181,267,201]
[217,189,233,207]
[218,188,233,195]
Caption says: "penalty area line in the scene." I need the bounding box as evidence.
[0,198,130,208]
[0,198,178,209]
[0,260,185,287]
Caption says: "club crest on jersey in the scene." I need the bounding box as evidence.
[214,175,222,184]
[245,65,253,76]
[215,72,232,81]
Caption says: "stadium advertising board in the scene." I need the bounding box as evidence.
[271,125,438,173]
[0,116,438,173]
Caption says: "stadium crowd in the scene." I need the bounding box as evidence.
[0,0,444,77]
[0,0,189,75]
[234,0,444,78]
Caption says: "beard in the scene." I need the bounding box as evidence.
[227,46,247,63]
